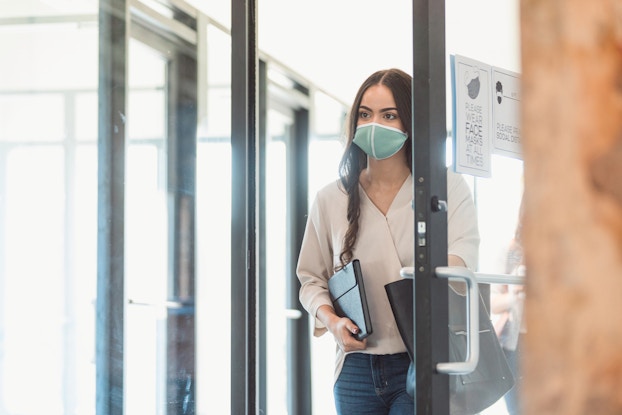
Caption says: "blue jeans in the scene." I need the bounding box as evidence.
[333,352,414,415]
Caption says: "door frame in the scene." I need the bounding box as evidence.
[412,0,451,413]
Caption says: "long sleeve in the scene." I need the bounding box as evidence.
[296,181,346,336]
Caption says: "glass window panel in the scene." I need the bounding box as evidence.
[186,0,230,31]
[0,13,98,415]
[125,37,169,414]
[73,144,98,414]
[0,94,65,142]
[125,144,168,302]
[128,38,168,89]
[206,26,231,86]
[195,141,232,415]
[446,0,520,71]
[0,2,97,18]
[75,92,98,142]
[444,2,522,414]
[307,90,347,415]
[125,304,165,415]
[308,140,343,201]
[265,109,289,414]
[0,23,98,92]
[312,90,346,137]
[196,22,232,415]
[476,155,524,274]
[124,148,168,413]
[127,89,167,140]
[204,87,231,138]
[3,147,65,414]
[201,25,232,139]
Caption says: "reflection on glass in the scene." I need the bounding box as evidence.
[125,38,168,415]
[5,147,66,413]
[308,92,347,415]
[443,4,523,412]
[265,108,290,415]
[476,155,523,275]
[0,17,99,415]
[0,94,65,141]
[195,22,232,415]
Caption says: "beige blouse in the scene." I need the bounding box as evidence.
[296,169,480,380]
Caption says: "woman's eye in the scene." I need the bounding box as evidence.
[384,113,397,120]
[358,111,370,119]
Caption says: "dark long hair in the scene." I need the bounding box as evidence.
[337,68,413,268]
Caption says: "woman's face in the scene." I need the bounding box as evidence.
[357,84,406,133]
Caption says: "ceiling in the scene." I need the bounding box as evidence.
[1,0,520,105]
[185,0,415,104]
[256,0,415,103]
[190,0,520,104]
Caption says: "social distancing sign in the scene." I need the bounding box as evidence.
[451,55,521,178]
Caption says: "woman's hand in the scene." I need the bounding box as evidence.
[328,316,368,352]
[317,305,367,352]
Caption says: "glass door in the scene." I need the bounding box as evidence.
[263,104,294,415]
[445,1,524,413]
[124,5,198,414]
[124,35,169,414]
[0,7,99,415]
[259,64,313,415]
[411,0,523,413]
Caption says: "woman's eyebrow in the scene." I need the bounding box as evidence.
[380,107,398,112]
[359,105,398,112]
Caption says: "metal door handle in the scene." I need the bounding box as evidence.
[399,266,479,375]
[435,266,479,374]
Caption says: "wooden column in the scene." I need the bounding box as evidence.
[521,1,622,413]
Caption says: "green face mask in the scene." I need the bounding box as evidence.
[353,122,408,160]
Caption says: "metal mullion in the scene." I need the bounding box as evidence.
[231,0,258,413]
[165,45,198,415]
[412,0,450,413]
[257,59,267,415]
[96,1,128,414]
[286,107,311,415]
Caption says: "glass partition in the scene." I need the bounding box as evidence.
[446,1,523,414]
[195,21,232,415]
[124,37,169,414]
[307,90,348,415]
[0,9,99,415]
[264,104,293,415]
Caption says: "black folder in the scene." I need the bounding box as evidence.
[328,259,373,340]
[384,278,415,359]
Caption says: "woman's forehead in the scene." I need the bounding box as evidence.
[360,84,396,108]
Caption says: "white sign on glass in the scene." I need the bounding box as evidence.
[492,67,522,159]
[451,55,492,178]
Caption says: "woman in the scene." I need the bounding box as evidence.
[296,68,480,414]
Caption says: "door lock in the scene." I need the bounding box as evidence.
[431,195,447,212]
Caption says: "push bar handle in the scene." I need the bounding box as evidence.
[399,266,479,375]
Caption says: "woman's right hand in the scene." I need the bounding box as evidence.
[329,316,368,352]
[317,305,367,352]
